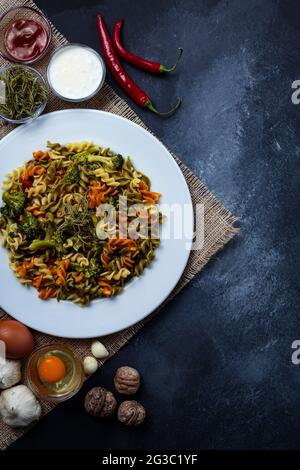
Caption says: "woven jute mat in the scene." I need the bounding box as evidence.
[0,0,238,449]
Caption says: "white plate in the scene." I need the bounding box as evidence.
[0,110,193,338]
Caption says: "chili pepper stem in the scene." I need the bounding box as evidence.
[159,48,183,73]
[145,97,181,117]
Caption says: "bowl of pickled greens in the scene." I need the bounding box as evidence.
[0,64,48,124]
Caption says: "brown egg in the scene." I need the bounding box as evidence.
[0,320,34,359]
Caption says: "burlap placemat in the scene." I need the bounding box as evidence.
[0,0,238,449]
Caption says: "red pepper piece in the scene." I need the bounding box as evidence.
[113,19,183,74]
[97,16,181,117]
[22,176,33,191]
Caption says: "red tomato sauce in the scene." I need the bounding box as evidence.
[4,19,48,62]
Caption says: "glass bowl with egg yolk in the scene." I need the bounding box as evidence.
[25,343,84,401]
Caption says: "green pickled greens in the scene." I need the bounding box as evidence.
[0,66,47,120]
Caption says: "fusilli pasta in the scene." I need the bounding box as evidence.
[0,141,162,306]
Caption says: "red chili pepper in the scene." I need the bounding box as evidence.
[97,16,181,117]
[113,19,183,74]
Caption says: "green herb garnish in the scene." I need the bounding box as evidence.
[57,198,98,247]
[0,66,47,120]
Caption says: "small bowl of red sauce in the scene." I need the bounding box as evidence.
[0,6,52,64]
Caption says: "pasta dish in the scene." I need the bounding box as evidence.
[0,141,161,305]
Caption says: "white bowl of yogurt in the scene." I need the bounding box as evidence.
[47,43,106,102]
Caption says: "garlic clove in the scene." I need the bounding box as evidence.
[91,340,109,359]
[83,356,98,376]
[0,359,21,389]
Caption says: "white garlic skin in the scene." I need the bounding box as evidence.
[83,356,98,375]
[0,359,21,389]
[0,384,41,428]
[91,340,109,359]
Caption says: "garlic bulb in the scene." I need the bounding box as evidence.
[91,340,109,359]
[0,359,21,389]
[0,384,41,427]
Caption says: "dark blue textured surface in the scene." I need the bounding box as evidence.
[11,0,300,449]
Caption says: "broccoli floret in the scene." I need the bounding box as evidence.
[87,162,100,171]
[0,205,11,219]
[29,231,65,252]
[88,154,124,171]
[1,191,26,219]
[84,258,102,279]
[71,152,124,171]
[112,154,124,171]
[51,232,66,251]
[20,213,44,240]
[62,166,80,185]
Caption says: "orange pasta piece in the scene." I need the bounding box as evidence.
[139,181,149,191]
[33,150,50,161]
[108,238,137,253]
[72,272,84,283]
[15,265,27,278]
[26,205,40,212]
[23,165,46,180]
[38,287,57,300]
[88,181,112,209]
[15,258,34,278]
[98,279,113,297]
[15,258,35,278]
[28,165,46,176]
[122,256,134,268]
[21,168,34,190]
[141,190,160,204]
[101,252,111,268]
[56,259,70,286]
[139,181,160,203]
[32,274,44,289]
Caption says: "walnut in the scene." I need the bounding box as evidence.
[118,400,146,426]
[84,387,116,417]
[114,366,140,395]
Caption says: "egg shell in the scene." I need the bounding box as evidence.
[0,320,34,359]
